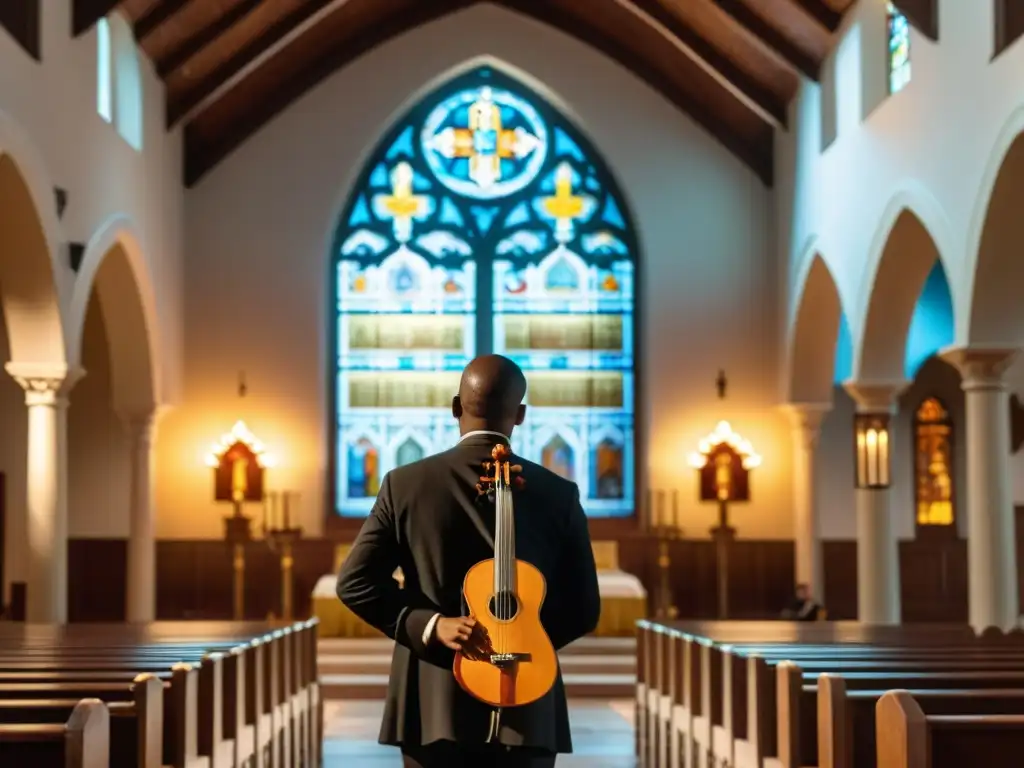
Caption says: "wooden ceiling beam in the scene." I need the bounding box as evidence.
[134,0,193,42]
[0,0,41,60]
[184,0,773,187]
[156,0,264,78]
[891,0,938,42]
[711,0,821,79]
[629,0,789,125]
[72,0,123,36]
[787,0,842,32]
[167,0,336,127]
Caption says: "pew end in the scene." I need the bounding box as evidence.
[0,698,110,768]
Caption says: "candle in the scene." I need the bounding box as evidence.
[672,489,679,532]
[231,457,248,502]
[657,490,666,527]
[283,492,291,530]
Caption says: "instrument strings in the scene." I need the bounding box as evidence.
[493,458,516,654]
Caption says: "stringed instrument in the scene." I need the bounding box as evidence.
[453,444,558,708]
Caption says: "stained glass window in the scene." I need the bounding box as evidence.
[913,397,954,529]
[887,2,911,95]
[332,66,637,518]
[97,18,113,123]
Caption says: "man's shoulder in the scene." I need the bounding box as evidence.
[516,456,577,497]
[384,450,456,483]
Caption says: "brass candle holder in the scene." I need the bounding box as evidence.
[651,523,680,619]
[264,491,302,621]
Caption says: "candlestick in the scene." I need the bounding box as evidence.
[672,489,679,532]
[645,488,653,532]
[283,491,291,530]
[656,490,666,527]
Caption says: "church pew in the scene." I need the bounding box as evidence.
[810,674,1024,768]
[0,698,109,768]
[0,673,163,768]
[739,660,1024,768]
[639,621,1024,768]
[0,665,203,768]
[875,690,1024,768]
[0,619,320,767]
[0,618,320,767]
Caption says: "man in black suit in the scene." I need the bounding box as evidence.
[337,354,601,767]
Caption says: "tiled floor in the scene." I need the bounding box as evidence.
[323,699,637,767]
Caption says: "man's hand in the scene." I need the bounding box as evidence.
[435,616,491,659]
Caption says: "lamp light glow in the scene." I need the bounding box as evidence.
[205,420,276,469]
[854,412,891,489]
[689,420,761,470]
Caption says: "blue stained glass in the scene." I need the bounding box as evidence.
[369,164,389,187]
[554,128,584,161]
[332,66,638,518]
[602,197,625,229]
[505,202,531,227]
[387,127,415,159]
[471,205,500,233]
[348,197,372,226]
[440,198,464,226]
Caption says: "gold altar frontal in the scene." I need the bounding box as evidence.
[313,542,647,638]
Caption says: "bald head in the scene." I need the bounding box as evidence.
[453,355,528,435]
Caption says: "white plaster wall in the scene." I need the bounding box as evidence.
[0,1,183,594]
[779,0,1024,514]
[173,4,785,540]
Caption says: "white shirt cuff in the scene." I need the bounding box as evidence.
[422,612,441,645]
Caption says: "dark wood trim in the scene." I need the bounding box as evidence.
[184,0,773,187]
[72,0,123,37]
[155,0,265,78]
[167,0,338,126]
[1010,394,1024,453]
[787,0,843,32]
[993,0,1024,59]
[134,0,193,43]
[711,0,821,80]
[0,0,41,61]
[891,0,938,42]
[629,0,789,125]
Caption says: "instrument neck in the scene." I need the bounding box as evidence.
[493,477,516,594]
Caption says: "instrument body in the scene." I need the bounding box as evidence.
[453,445,558,707]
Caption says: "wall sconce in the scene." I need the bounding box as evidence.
[854,412,891,489]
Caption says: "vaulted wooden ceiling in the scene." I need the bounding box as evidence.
[75,0,861,187]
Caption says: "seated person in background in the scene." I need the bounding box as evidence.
[780,583,822,621]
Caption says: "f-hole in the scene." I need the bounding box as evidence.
[488,589,520,621]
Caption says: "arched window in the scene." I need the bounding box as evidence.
[96,13,143,151]
[913,396,954,531]
[96,18,113,123]
[887,2,911,95]
[331,65,637,518]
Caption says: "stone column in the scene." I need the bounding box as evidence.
[124,410,158,622]
[782,403,831,601]
[843,381,904,625]
[942,347,1019,633]
[4,363,83,624]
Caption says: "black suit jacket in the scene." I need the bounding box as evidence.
[336,432,601,752]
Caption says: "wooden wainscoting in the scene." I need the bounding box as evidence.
[61,534,973,623]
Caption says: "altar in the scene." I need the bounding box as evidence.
[311,541,647,638]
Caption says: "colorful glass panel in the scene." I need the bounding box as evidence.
[888,2,911,95]
[913,397,954,527]
[333,66,637,517]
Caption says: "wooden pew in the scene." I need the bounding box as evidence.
[812,675,1024,768]
[0,673,162,767]
[876,690,1024,768]
[0,618,320,768]
[640,620,1024,768]
[0,698,109,768]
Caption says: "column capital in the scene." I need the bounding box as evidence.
[119,405,171,445]
[4,362,86,406]
[842,380,907,413]
[779,402,831,447]
[940,346,1018,391]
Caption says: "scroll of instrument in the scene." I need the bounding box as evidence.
[454,444,558,708]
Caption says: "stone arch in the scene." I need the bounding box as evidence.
[964,109,1024,346]
[69,215,161,412]
[0,117,66,367]
[854,196,953,383]
[786,247,844,403]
